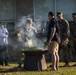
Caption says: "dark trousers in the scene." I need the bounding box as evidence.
[73,41,76,59]
[59,43,69,64]
[73,41,76,53]
[0,45,9,66]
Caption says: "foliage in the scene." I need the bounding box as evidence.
[22,47,39,51]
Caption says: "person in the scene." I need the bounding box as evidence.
[70,13,76,66]
[57,12,70,67]
[0,24,9,66]
[47,11,59,71]
[26,18,37,34]
[26,18,37,46]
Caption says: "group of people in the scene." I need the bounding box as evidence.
[0,12,76,71]
[46,11,76,71]
[0,24,9,66]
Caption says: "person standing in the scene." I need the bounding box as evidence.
[47,11,59,71]
[57,12,70,66]
[0,24,9,66]
[70,13,76,66]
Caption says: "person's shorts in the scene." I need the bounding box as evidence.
[48,41,59,55]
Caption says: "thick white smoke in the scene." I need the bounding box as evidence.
[16,16,47,50]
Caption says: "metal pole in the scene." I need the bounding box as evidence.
[54,0,57,18]
[33,0,36,22]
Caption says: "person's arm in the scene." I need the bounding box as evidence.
[63,20,70,40]
[31,26,38,33]
[62,20,70,45]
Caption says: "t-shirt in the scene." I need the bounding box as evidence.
[47,18,58,42]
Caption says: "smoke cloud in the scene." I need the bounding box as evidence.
[16,16,47,50]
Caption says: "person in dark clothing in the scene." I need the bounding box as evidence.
[70,13,76,66]
[47,11,59,71]
[57,11,70,67]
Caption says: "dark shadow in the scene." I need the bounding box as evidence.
[0,67,26,73]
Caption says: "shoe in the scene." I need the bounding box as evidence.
[63,64,70,67]
[48,64,52,68]
[72,64,76,66]
[50,69,57,71]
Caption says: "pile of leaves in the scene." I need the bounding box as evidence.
[22,47,38,51]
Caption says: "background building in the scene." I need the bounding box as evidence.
[0,0,76,28]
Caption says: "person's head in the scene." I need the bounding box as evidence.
[57,11,63,20]
[27,18,33,26]
[48,11,54,20]
[1,24,5,29]
[72,13,76,22]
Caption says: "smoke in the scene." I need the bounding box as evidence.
[16,16,47,50]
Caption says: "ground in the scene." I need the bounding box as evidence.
[0,62,76,75]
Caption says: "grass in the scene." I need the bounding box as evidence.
[0,62,76,75]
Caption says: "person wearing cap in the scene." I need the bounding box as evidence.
[70,13,76,66]
[0,24,9,66]
[57,11,70,67]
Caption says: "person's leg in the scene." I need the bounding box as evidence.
[56,53,59,70]
[0,53,4,66]
[1,46,5,66]
[5,58,8,66]
[72,41,76,66]
[51,41,59,71]
[48,41,56,70]
[55,42,59,70]
[73,41,76,56]
[68,41,75,60]
[51,53,56,70]
[4,45,9,66]
[0,46,4,66]
[63,44,69,66]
